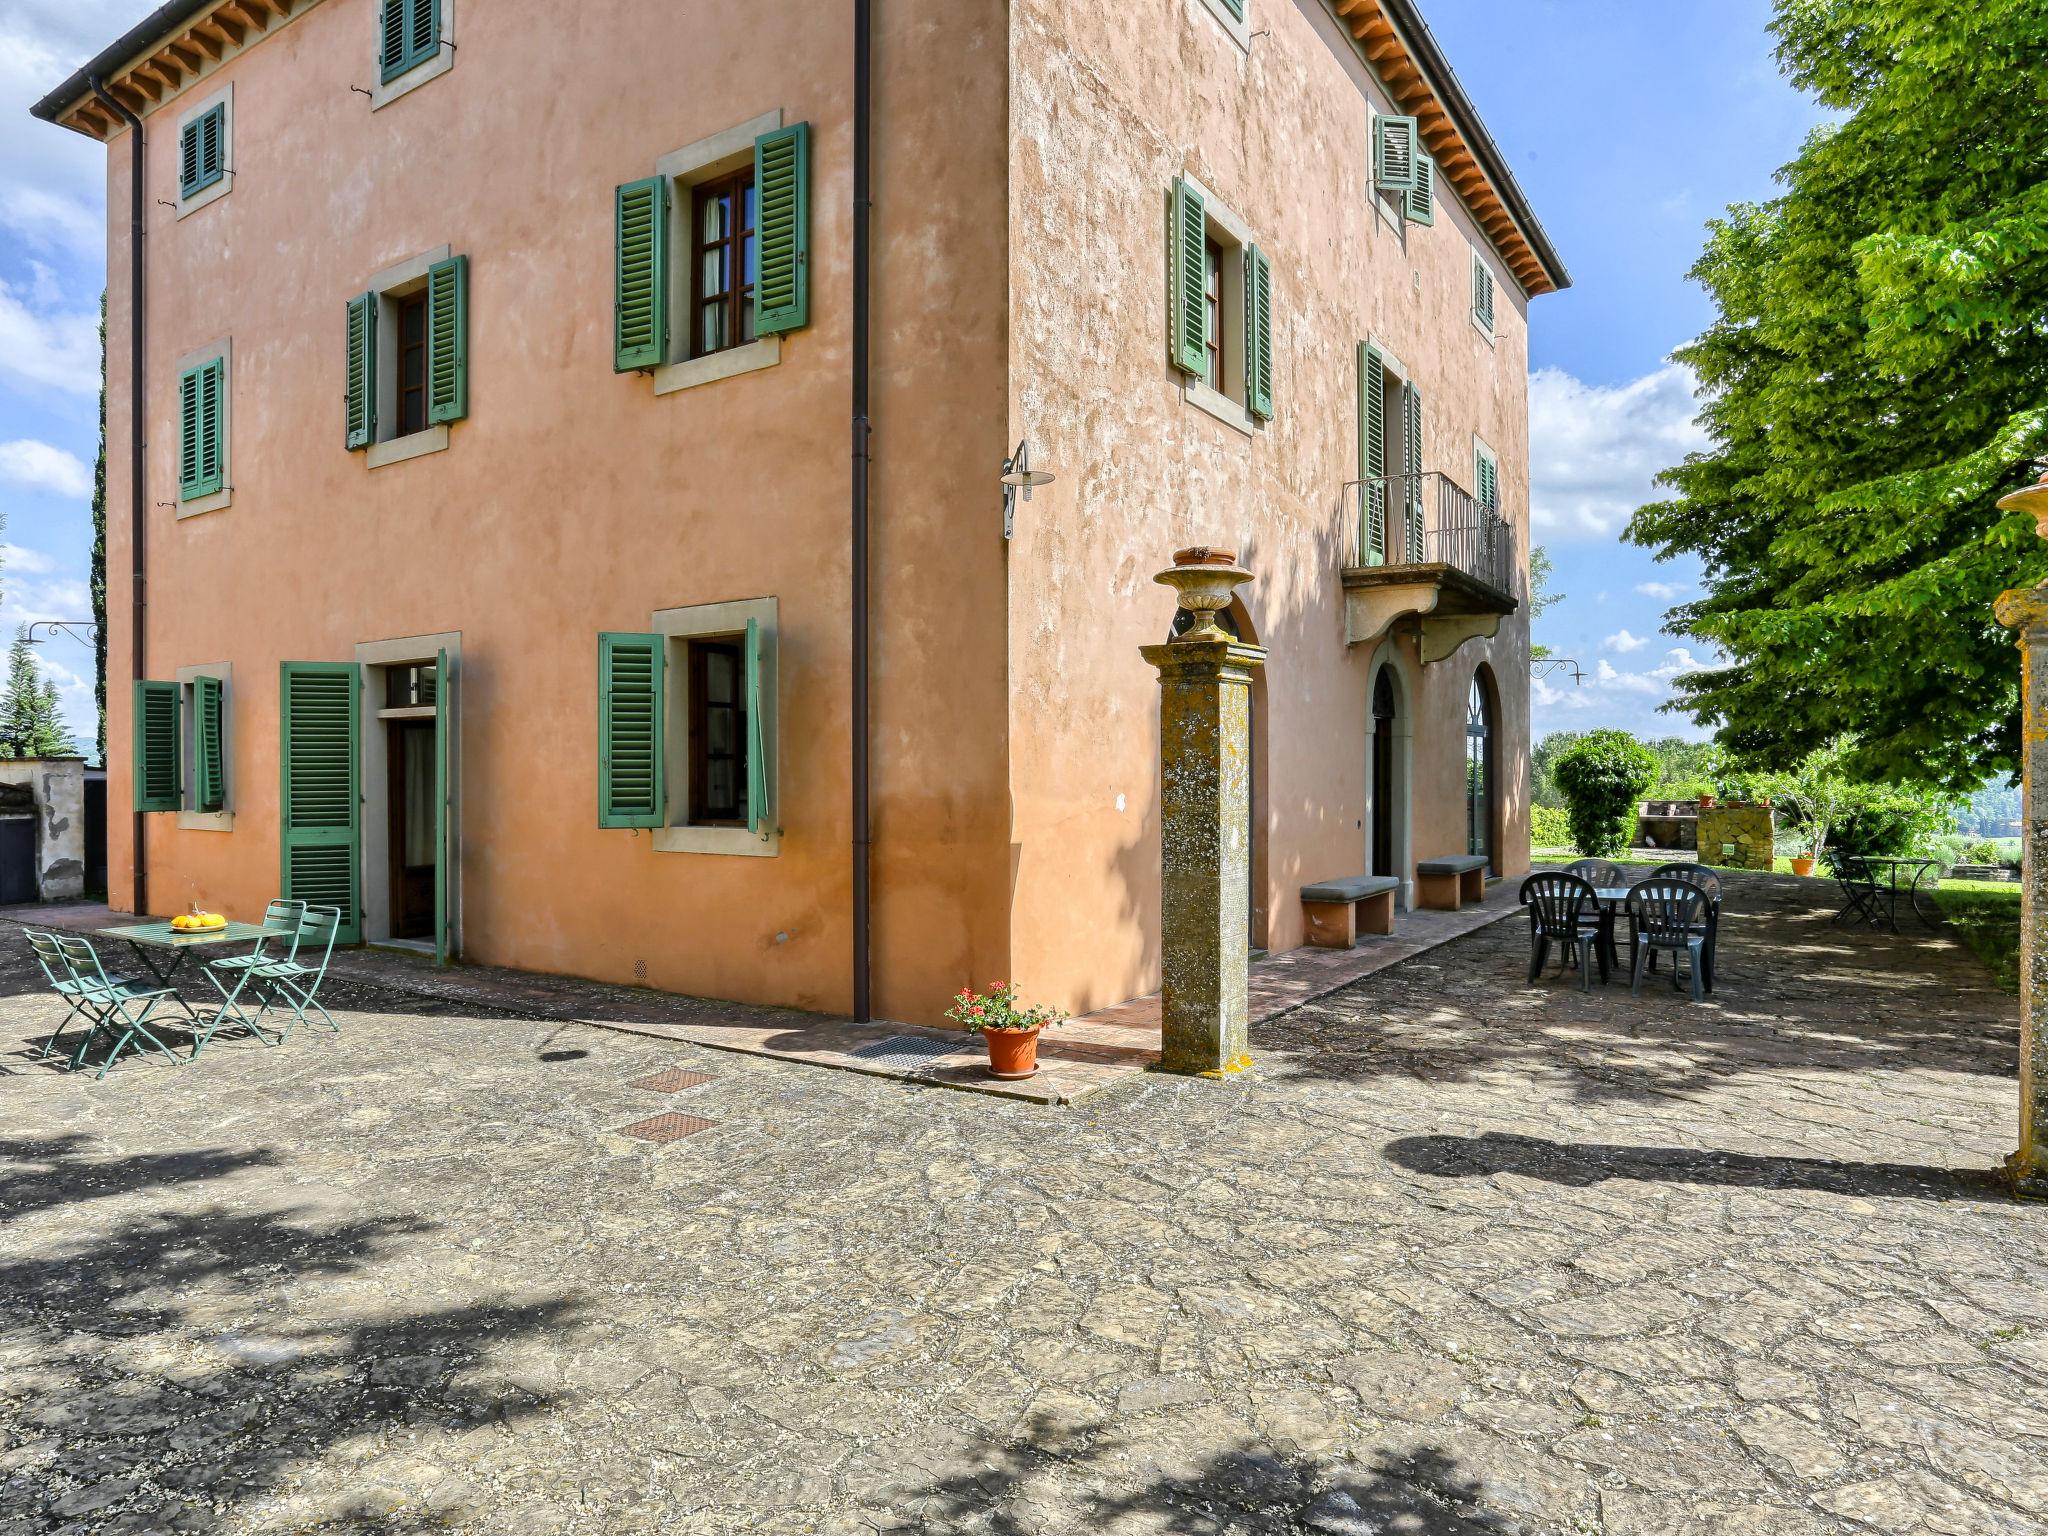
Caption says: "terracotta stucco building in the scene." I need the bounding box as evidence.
[34,0,1567,1027]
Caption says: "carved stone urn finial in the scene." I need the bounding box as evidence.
[1156,546,1252,640]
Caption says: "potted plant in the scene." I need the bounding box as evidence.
[1698,791,1716,809]
[947,981,1067,1080]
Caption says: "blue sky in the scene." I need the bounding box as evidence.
[0,1,1825,754]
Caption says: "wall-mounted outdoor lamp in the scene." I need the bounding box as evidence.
[1001,440,1055,540]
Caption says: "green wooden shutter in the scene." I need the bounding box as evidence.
[426,254,468,424]
[280,662,361,943]
[178,359,223,501]
[379,0,407,77]
[1374,114,1420,193]
[599,633,665,828]
[1475,446,1498,511]
[1245,244,1273,421]
[614,177,669,371]
[1168,178,1207,376]
[1218,0,1245,16]
[408,0,439,65]
[1358,342,1386,564]
[744,619,768,837]
[194,675,227,813]
[345,292,377,448]
[133,680,180,813]
[1406,153,1435,225]
[1473,252,1495,334]
[1404,382,1425,562]
[179,105,224,198]
[381,0,438,80]
[754,123,811,335]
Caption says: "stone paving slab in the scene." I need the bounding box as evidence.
[1,870,2042,1535]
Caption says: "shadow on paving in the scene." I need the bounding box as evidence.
[1254,870,2017,1104]
[905,1419,1497,1534]
[1386,1130,2012,1203]
[0,1134,580,1534]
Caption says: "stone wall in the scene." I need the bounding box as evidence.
[0,757,87,899]
[1697,804,1774,871]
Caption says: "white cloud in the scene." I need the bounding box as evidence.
[0,439,89,498]
[1528,363,1711,540]
[1602,628,1650,654]
[0,279,98,395]
[1634,581,1687,601]
[1593,658,1662,695]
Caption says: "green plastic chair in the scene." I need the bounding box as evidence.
[25,929,131,1065]
[48,932,193,1079]
[243,905,343,1040]
[193,899,309,1056]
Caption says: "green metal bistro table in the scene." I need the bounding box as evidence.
[97,919,277,989]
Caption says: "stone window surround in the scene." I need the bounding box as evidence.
[1191,0,1251,54]
[649,596,781,858]
[354,630,461,951]
[174,661,233,832]
[1473,432,1498,506]
[173,337,232,519]
[361,244,453,470]
[173,81,233,220]
[1177,172,1259,438]
[371,0,455,111]
[648,108,787,397]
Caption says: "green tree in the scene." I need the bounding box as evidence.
[1531,730,1588,808]
[1528,546,1562,661]
[1553,730,1659,858]
[1627,0,2048,793]
[0,628,74,759]
[92,292,108,766]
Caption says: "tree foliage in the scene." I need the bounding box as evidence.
[1628,0,2048,792]
[1553,730,1660,858]
[0,627,74,760]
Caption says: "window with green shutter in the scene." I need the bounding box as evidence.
[1403,382,1425,562]
[425,254,468,424]
[598,633,665,828]
[1168,178,1208,377]
[1357,342,1387,564]
[178,357,224,502]
[1244,243,1273,421]
[1374,114,1420,194]
[379,0,440,82]
[133,681,180,813]
[613,176,669,371]
[1472,250,1496,335]
[1405,154,1435,226]
[179,103,225,200]
[754,123,811,335]
[194,675,227,813]
[1474,444,1499,511]
[345,291,377,448]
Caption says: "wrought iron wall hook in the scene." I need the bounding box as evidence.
[1530,658,1584,685]
[349,84,373,98]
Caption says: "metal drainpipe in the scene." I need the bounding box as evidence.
[851,0,873,1021]
[91,75,147,919]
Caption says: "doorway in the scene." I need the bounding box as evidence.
[386,718,437,940]
[1371,669,1397,878]
[1467,668,1496,872]
[1365,649,1413,908]
[355,635,459,963]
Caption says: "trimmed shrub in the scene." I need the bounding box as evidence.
[1531,804,1573,850]
[1553,730,1659,858]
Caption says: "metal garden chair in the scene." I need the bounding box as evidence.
[1518,871,1606,991]
[242,905,343,1041]
[1625,881,1710,1001]
[48,932,194,1078]
[1826,850,1881,926]
[25,929,130,1065]
[1564,858,1625,890]
[193,898,308,1057]
[1646,862,1721,993]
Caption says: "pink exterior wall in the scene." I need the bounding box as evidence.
[1004,0,1535,1016]
[101,0,1012,1023]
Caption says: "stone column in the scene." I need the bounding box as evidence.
[1140,549,1266,1077]
[1995,473,2048,1195]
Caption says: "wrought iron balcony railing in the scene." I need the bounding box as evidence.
[1342,472,1516,597]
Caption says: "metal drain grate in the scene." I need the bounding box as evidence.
[629,1068,715,1094]
[844,1033,971,1072]
[615,1112,718,1143]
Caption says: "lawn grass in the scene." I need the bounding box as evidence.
[1934,878,2022,995]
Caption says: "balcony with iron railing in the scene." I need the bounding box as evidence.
[1339,471,1519,661]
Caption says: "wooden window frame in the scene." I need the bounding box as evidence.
[1202,238,1224,393]
[395,290,430,438]
[690,168,758,361]
[684,637,749,827]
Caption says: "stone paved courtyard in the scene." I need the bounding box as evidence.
[1,870,2041,1534]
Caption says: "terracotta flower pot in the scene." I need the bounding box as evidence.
[1698,794,1715,808]
[983,1025,1043,1079]
[1791,856,1816,877]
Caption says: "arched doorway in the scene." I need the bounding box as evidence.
[1466,667,1497,872]
[1365,647,1413,908]
[1371,669,1398,878]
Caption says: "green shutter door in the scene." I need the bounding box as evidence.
[599,633,665,828]
[1406,154,1436,225]
[1404,383,1425,562]
[345,292,377,448]
[744,619,767,837]
[434,646,452,966]
[426,254,468,424]
[1358,343,1386,564]
[280,662,361,943]
[1375,115,1420,192]
[133,680,180,813]
[194,675,226,813]
[614,177,670,371]
[754,124,811,334]
[1245,244,1273,421]
[1168,178,1207,376]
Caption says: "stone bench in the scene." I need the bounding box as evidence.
[1300,874,1400,948]
[1415,854,1488,912]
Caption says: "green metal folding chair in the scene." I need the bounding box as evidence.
[50,932,194,1079]
[25,929,130,1065]
[242,905,343,1041]
[192,898,308,1057]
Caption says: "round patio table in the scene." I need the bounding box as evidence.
[1849,856,1942,930]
